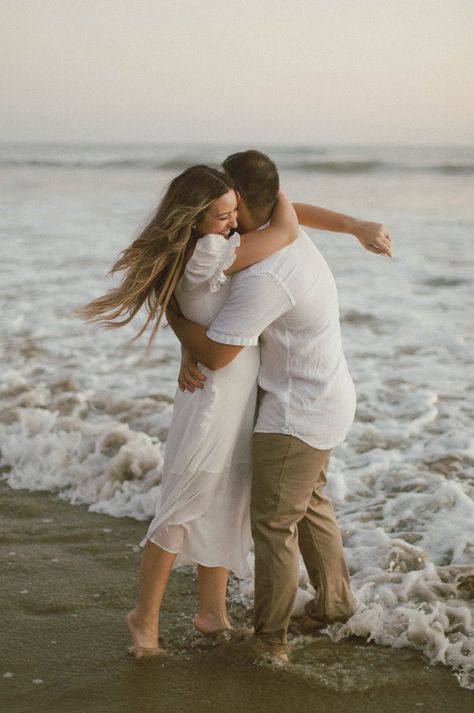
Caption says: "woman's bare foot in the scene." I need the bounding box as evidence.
[192,612,233,636]
[126,609,159,658]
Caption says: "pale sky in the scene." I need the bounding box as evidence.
[1,0,473,145]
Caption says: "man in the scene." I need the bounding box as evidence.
[168,150,391,661]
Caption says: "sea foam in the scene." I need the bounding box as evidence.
[1,143,473,686]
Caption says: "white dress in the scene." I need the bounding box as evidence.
[141,233,260,578]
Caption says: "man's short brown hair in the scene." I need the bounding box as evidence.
[222,150,279,216]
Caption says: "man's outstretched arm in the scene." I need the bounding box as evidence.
[293,203,392,257]
[166,301,243,372]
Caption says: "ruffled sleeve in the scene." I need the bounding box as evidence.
[182,233,241,293]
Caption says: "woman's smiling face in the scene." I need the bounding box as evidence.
[196,190,239,238]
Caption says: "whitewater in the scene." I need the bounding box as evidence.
[0,143,473,688]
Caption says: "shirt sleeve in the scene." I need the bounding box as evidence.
[181,233,240,293]
[207,271,295,346]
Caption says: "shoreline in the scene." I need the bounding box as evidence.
[1,481,472,713]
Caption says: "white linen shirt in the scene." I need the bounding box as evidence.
[207,228,356,450]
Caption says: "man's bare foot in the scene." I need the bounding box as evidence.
[256,650,289,666]
[289,613,328,636]
[255,651,290,666]
[126,609,159,659]
[192,613,233,636]
[254,639,290,666]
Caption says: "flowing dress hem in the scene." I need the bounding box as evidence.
[142,535,252,579]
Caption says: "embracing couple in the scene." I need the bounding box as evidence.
[80,150,391,663]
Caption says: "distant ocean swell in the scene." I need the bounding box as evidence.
[3,156,474,174]
[1,141,473,689]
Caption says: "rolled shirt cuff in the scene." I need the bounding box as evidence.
[207,328,258,347]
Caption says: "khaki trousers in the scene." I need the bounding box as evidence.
[251,433,353,655]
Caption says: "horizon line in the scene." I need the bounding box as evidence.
[0,139,473,149]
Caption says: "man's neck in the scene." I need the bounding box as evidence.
[254,208,272,229]
[238,205,272,233]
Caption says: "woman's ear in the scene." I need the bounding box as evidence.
[234,190,241,204]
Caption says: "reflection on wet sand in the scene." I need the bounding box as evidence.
[2,483,473,713]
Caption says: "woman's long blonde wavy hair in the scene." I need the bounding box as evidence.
[77,165,235,349]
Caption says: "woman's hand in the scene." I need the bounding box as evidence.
[178,347,207,392]
[293,203,392,257]
[353,220,392,257]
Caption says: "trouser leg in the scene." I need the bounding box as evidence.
[251,433,336,654]
[297,462,353,623]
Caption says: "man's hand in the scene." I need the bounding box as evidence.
[353,220,392,257]
[178,348,207,393]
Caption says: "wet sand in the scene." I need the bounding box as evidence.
[1,481,472,713]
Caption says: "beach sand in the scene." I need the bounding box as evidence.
[1,480,472,713]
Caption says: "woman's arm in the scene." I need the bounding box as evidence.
[294,203,392,257]
[224,192,298,275]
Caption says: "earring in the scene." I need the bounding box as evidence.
[192,224,196,230]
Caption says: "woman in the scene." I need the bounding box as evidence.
[79,165,298,657]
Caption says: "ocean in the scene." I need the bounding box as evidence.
[1,142,473,689]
